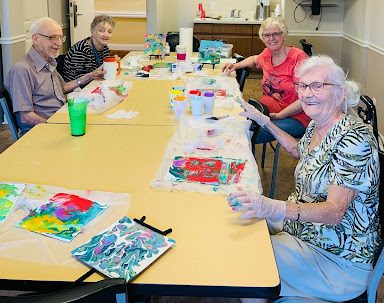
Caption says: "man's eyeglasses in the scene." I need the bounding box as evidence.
[262,31,283,39]
[37,33,66,43]
[294,82,339,94]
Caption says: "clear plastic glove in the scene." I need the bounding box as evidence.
[227,191,286,221]
[221,62,236,75]
[237,97,270,127]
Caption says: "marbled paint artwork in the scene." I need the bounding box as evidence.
[71,216,175,281]
[0,183,25,223]
[169,156,246,185]
[144,33,166,56]
[17,193,107,242]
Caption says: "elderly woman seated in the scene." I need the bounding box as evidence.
[228,55,380,302]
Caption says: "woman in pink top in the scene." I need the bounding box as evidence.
[222,17,310,144]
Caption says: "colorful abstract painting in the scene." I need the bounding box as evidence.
[17,193,108,242]
[168,156,246,185]
[198,40,223,64]
[0,183,25,223]
[71,216,175,281]
[144,33,166,56]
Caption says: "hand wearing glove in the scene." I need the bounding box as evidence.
[221,62,236,75]
[227,191,286,221]
[237,97,271,127]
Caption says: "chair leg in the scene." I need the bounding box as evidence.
[269,143,281,198]
[261,143,267,168]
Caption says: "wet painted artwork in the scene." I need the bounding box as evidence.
[0,183,25,223]
[17,193,107,242]
[144,33,166,56]
[168,156,246,185]
[71,216,175,281]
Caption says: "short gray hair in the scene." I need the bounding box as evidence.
[91,15,115,31]
[259,16,288,40]
[295,55,361,111]
[31,17,60,35]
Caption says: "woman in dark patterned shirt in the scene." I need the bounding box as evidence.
[228,55,380,302]
[63,15,115,82]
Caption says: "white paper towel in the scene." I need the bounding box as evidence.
[179,27,193,58]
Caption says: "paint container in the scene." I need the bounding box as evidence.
[176,45,187,61]
[173,95,188,119]
[203,92,215,115]
[169,89,184,111]
[189,91,204,116]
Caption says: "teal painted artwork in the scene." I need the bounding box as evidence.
[144,33,166,56]
[16,193,108,242]
[0,182,25,223]
[198,40,223,64]
[71,216,175,281]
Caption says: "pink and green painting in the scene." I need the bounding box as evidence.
[0,183,25,223]
[17,193,107,242]
[71,216,175,281]
[169,156,246,185]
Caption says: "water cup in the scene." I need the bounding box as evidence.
[203,92,215,115]
[173,96,188,119]
[68,99,88,136]
[176,45,186,62]
[103,57,121,80]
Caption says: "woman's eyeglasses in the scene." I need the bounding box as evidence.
[37,33,66,43]
[294,82,339,94]
[262,31,283,39]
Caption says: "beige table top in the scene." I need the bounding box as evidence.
[0,123,279,298]
[47,52,238,126]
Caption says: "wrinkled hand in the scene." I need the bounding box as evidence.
[237,97,271,127]
[91,67,106,79]
[221,63,236,75]
[227,191,286,221]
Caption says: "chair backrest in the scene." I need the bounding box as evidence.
[55,54,66,78]
[166,32,200,52]
[0,278,127,303]
[0,85,19,141]
[357,95,383,241]
[233,53,251,92]
[299,39,314,57]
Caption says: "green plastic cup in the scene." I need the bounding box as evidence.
[68,99,88,136]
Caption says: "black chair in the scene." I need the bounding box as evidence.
[358,95,383,235]
[0,278,127,303]
[166,32,200,52]
[0,85,19,141]
[299,39,315,57]
[233,53,251,92]
[55,54,66,78]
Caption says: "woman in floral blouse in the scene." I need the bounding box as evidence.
[228,55,380,302]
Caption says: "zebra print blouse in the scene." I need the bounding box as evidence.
[63,37,110,82]
[284,114,380,263]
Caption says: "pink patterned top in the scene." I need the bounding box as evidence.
[257,47,310,127]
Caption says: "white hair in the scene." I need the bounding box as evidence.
[30,17,60,35]
[295,55,361,113]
